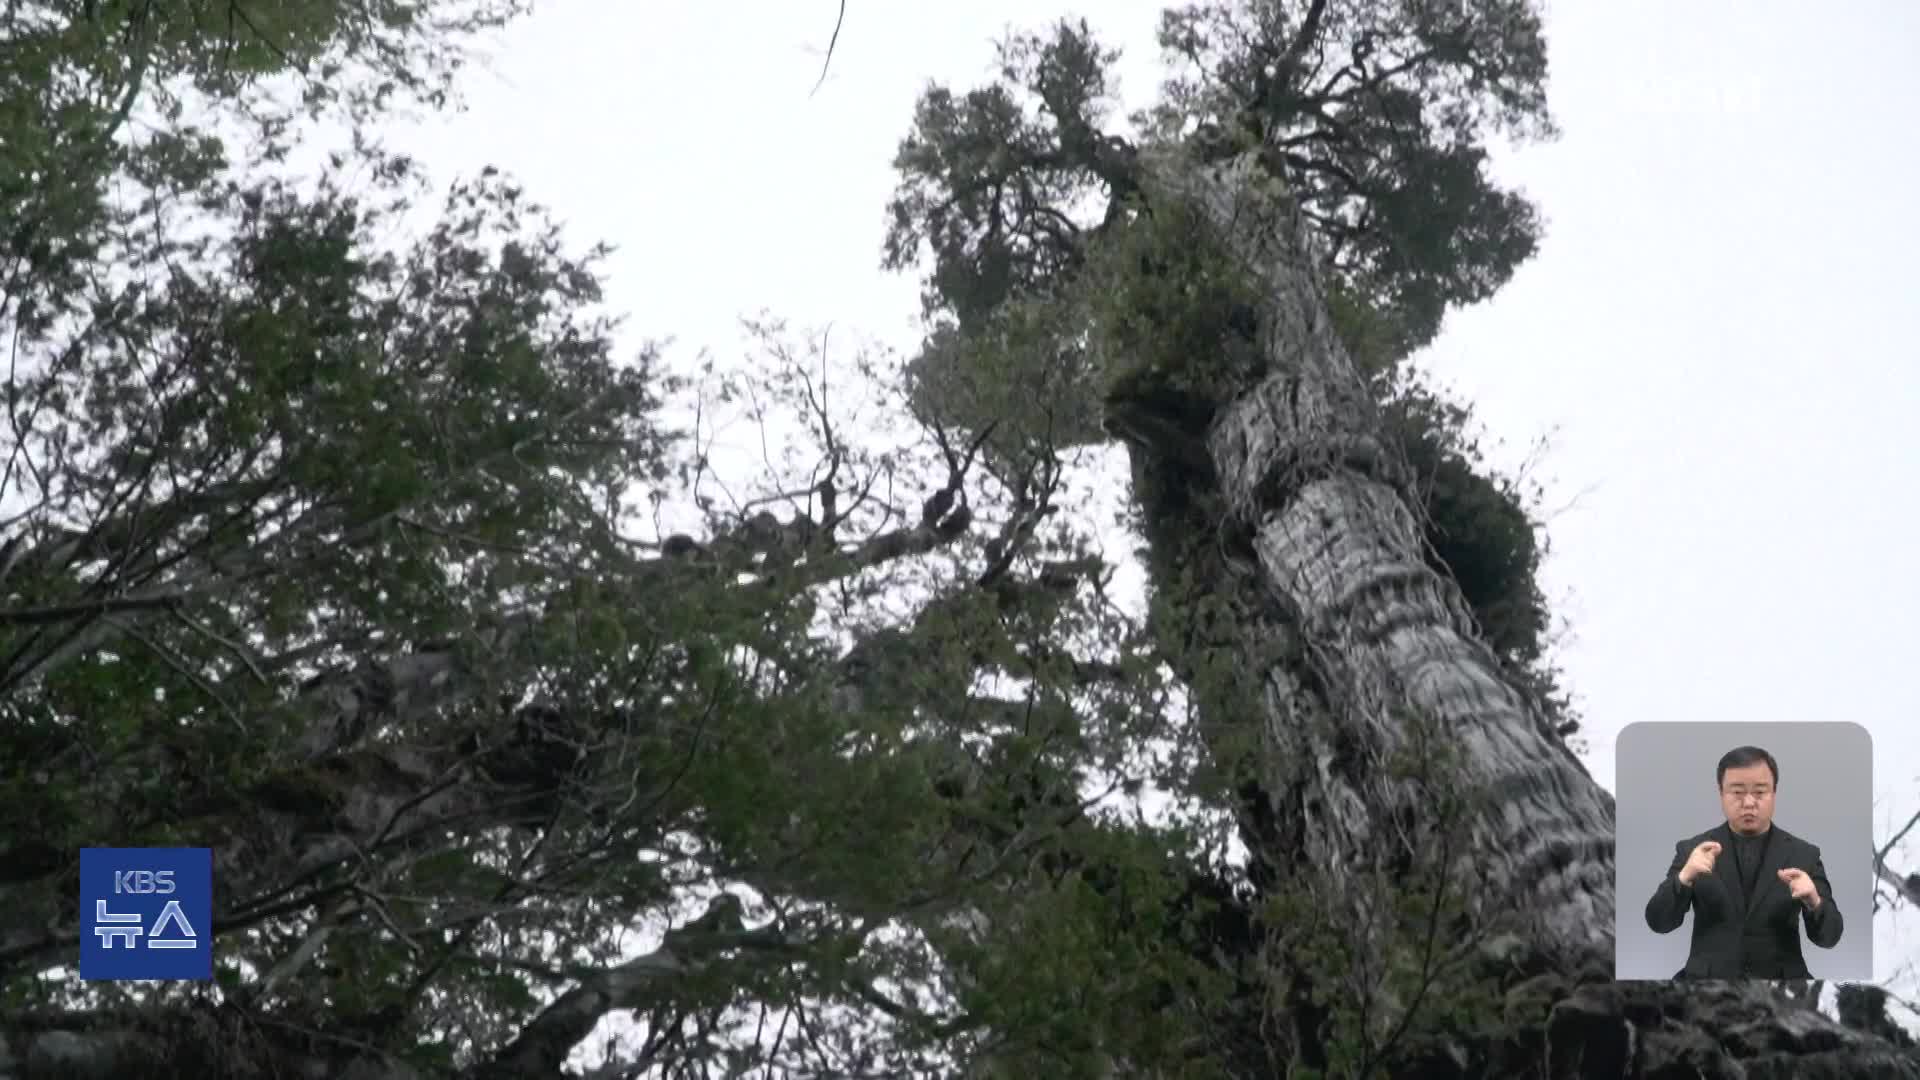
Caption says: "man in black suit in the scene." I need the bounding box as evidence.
[1644,745,1843,979]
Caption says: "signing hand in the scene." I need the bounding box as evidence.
[1678,841,1721,886]
[1777,867,1820,909]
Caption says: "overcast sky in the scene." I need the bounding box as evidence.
[373,0,1920,1029]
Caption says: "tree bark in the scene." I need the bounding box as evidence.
[1124,143,1920,1076]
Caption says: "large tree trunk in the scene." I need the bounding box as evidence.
[1118,144,1920,1077]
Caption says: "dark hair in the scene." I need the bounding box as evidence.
[1717,746,1778,789]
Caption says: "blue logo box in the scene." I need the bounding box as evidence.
[78,847,213,981]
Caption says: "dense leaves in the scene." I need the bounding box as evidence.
[5,2,1916,1077]
[1,8,1223,1076]
[1,0,529,334]
[874,3,1913,1075]
[1151,0,1553,355]
[0,145,1207,1065]
[885,5,1574,739]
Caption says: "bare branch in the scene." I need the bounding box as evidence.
[810,0,848,98]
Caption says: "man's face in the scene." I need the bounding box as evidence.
[1720,761,1776,835]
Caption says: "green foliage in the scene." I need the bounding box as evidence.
[882,19,1120,333]
[890,1,1556,448]
[6,0,528,105]
[0,153,667,808]
[1,0,528,335]
[0,1,1595,1076]
[1078,198,1268,414]
[0,81,1204,1066]
[1152,0,1555,354]
[900,301,1110,468]
[1258,707,1512,1076]
[1370,364,1576,734]
[883,6,1573,738]
[1081,200,1571,743]
[931,824,1251,1078]
[1389,384,1548,665]
[1325,279,1414,381]
[1,5,709,1061]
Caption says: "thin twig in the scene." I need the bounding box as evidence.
[1875,808,1920,872]
[169,604,270,686]
[810,0,846,97]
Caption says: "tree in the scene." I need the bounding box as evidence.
[0,4,1243,1077]
[0,134,1220,1075]
[1,0,532,338]
[7,2,1918,1077]
[881,4,1920,1075]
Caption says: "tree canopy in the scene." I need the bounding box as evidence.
[885,5,1575,757]
[0,5,1216,1073]
[3,1,1918,1077]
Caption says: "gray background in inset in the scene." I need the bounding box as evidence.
[1614,721,1873,980]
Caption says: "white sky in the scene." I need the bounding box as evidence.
[369,0,1920,1038]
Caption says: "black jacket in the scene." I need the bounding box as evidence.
[1644,822,1843,979]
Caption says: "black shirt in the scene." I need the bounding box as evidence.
[1728,826,1771,901]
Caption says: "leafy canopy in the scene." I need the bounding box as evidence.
[0,4,1250,1076]
[882,2,1568,721]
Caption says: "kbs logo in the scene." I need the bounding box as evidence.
[115,870,175,894]
[79,848,213,981]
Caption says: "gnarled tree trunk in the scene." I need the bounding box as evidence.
[1114,143,1920,1077]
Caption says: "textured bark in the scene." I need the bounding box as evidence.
[1151,147,1610,954]
[1123,143,1920,1075]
